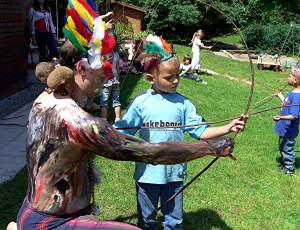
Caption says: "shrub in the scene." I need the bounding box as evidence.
[114,22,134,48]
[243,23,300,56]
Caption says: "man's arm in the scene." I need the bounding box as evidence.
[65,108,238,164]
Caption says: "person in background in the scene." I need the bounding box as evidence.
[180,54,207,84]
[119,50,142,75]
[189,30,212,75]
[100,32,121,123]
[273,67,300,176]
[29,0,58,62]
[133,39,146,74]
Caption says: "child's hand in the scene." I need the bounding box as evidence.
[228,114,248,133]
[273,115,280,121]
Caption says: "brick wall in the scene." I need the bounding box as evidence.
[0,0,29,99]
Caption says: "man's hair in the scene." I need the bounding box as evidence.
[183,54,191,63]
[57,40,86,69]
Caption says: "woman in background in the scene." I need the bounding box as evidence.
[29,0,58,62]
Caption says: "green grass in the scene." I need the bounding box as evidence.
[1,44,300,229]
[206,27,243,45]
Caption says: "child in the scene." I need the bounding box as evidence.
[114,35,247,230]
[133,39,146,73]
[119,50,142,75]
[100,32,121,123]
[180,54,207,84]
[189,30,212,75]
[273,67,300,175]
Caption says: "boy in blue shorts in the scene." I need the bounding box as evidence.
[114,35,247,230]
[273,67,300,175]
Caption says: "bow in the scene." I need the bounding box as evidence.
[104,0,255,220]
[146,0,255,219]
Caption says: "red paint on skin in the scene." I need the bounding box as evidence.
[68,126,88,144]
[34,177,43,207]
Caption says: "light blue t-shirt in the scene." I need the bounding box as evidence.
[114,89,208,184]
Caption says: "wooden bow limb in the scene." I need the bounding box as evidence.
[250,84,288,111]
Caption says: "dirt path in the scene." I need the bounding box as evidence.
[208,43,294,70]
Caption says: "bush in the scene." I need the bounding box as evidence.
[114,22,134,48]
[243,23,300,55]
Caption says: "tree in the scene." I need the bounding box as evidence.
[48,0,68,37]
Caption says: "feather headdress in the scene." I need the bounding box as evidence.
[63,0,115,79]
[141,34,174,70]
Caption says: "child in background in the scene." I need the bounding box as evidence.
[273,67,300,175]
[100,32,121,123]
[114,35,247,230]
[180,54,207,85]
[189,30,212,75]
[133,39,145,73]
[119,50,142,75]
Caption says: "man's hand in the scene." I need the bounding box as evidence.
[208,137,236,160]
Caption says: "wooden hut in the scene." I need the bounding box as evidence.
[98,0,147,35]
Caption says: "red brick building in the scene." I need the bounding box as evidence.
[0,0,31,99]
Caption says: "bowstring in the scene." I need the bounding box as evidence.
[249,84,288,111]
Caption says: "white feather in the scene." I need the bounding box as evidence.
[146,34,163,48]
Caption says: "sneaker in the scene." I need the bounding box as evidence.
[277,166,294,175]
[195,78,201,82]
[202,81,208,85]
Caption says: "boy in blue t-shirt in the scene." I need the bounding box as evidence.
[114,35,247,230]
[274,67,300,175]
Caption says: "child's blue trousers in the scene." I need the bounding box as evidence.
[136,181,183,230]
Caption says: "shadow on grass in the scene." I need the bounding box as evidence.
[112,208,233,230]
[276,156,300,169]
[182,208,234,230]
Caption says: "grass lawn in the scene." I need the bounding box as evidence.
[1,43,300,229]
